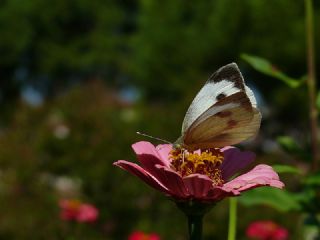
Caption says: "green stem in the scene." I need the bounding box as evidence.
[305,0,319,171]
[175,200,214,240]
[228,198,237,240]
[187,213,204,240]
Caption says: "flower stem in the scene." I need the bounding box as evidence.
[187,213,204,240]
[227,198,237,240]
[305,0,319,171]
[175,200,214,240]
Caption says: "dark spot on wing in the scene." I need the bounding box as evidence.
[216,111,232,118]
[216,93,226,101]
[227,120,237,127]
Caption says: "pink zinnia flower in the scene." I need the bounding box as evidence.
[59,199,82,221]
[114,141,284,202]
[128,231,161,240]
[246,220,289,240]
[59,199,99,223]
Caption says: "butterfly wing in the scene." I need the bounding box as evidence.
[178,63,261,150]
[181,63,246,135]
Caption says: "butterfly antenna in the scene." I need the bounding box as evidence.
[136,131,172,144]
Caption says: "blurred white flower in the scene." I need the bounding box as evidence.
[54,176,82,197]
[53,124,70,139]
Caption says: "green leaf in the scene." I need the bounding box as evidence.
[272,164,301,174]
[238,187,301,212]
[241,54,304,88]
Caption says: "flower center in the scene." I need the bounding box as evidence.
[169,148,224,186]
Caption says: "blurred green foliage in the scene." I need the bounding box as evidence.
[0,81,185,239]
[242,52,320,239]
[1,0,318,102]
[0,0,319,239]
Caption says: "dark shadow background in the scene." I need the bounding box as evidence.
[0,0,319,239]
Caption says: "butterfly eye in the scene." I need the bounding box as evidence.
[216,93,226,100]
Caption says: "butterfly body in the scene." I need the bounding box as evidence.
[176,63,261,151]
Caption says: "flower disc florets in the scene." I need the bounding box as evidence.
[169,148,224,186]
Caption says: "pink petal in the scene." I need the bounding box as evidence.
[155,165,189,199]
[156,144,173,167]
[182,174,214,199]
[113,160,170,194]
[132,141,180,187]
[220,146,256,180]
[132,141,169,176]
[268,179,285,189]
[223,164,284,192]
[205,186,240,201]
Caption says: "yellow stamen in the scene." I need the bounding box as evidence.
[170,148,224,186]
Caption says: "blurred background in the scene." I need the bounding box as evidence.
[0,0,319,239]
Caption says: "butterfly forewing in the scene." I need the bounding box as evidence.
[182,63,246,134]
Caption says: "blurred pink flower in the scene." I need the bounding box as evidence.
[59,199,99,223]
[114,141,284,202]
[128,231,160,240]
[59,199,81,221]
[77,203,99,223]
[246,221,288,240]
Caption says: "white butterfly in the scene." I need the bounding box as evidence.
[175,63,261,150]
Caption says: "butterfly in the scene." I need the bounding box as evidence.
[175,63,261,150]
